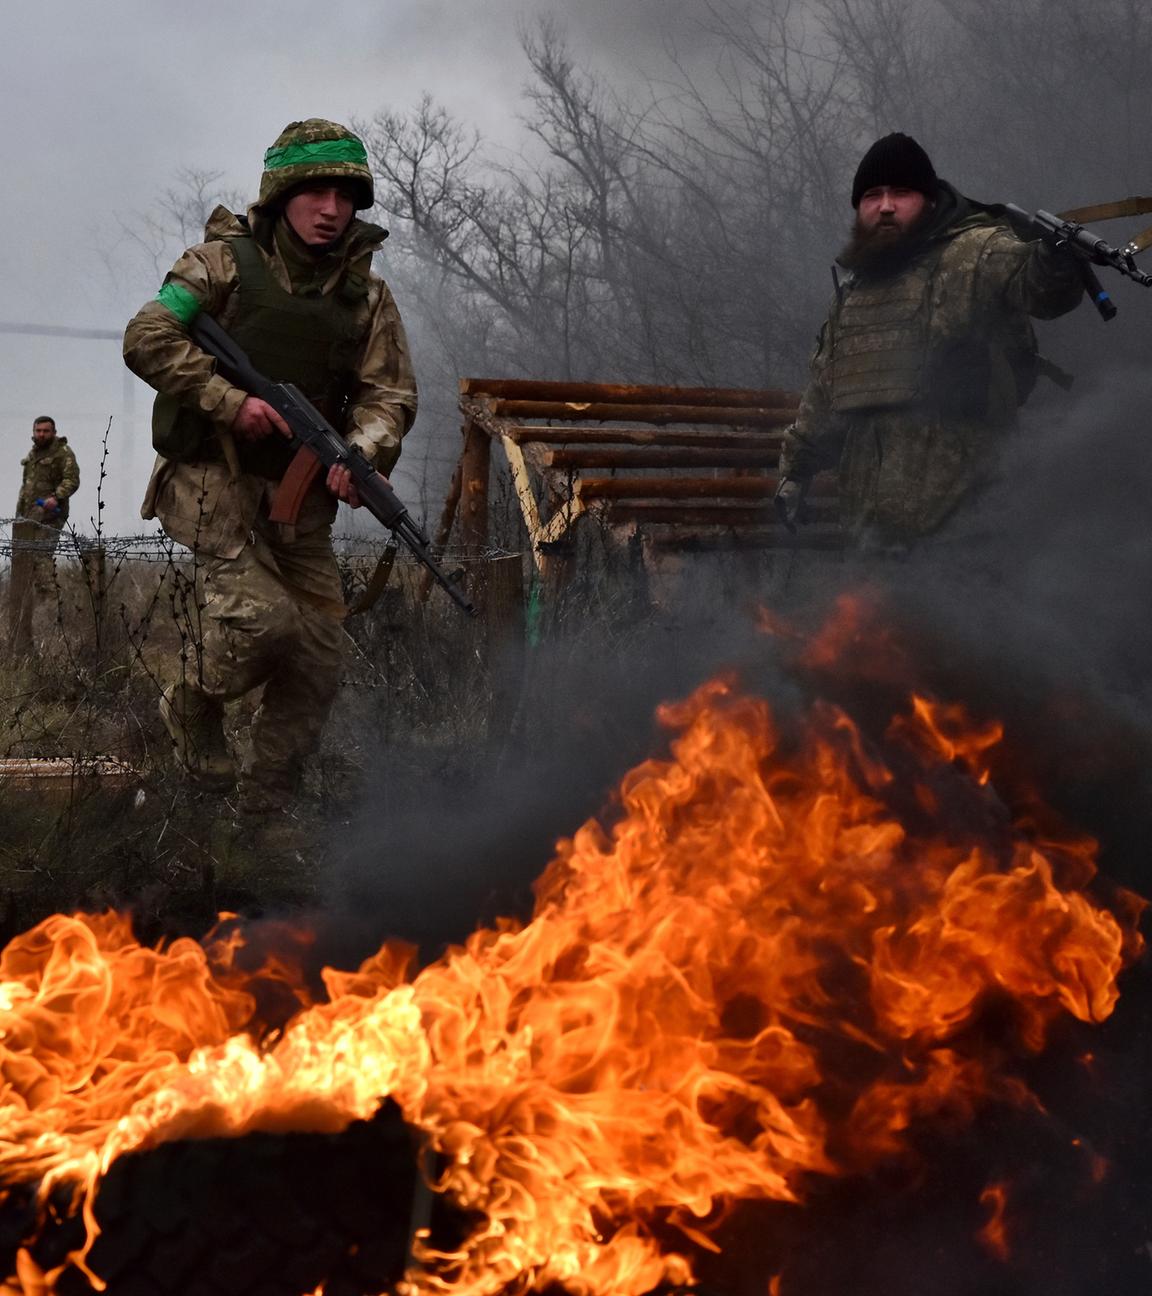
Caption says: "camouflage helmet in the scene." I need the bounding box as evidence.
[257,118,374,211]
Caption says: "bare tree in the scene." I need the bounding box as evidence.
[116,1,1151,509]
[118,168,246,288]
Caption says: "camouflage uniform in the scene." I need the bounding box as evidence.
[10,434,80,648]
[17,433,80,528]
[779,184,1084,547]
[123,120,417,805]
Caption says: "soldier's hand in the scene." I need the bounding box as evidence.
[231,397,293,442]
[41,496,59,514]
[773,478,810,533]
[327,463,363,508]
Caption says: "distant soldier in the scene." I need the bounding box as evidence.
[123,119,417,814]
[9,416,80,651]
[16,415,80,535]
[775,133,1085,550]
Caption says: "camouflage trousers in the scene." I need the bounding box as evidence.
[7,516,64,654]
[186,522,346,797]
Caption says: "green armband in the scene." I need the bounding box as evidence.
[154,281,202,326]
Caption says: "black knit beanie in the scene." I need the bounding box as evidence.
[851,133,938,207]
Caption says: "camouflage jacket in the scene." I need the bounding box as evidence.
[123,206,418,558]
[779,186,1084,545]
[17,436,80,523]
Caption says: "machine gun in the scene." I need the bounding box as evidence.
[190,312,475,617]
[1004,204,1152,321]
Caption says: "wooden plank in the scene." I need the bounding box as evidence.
[545,447,778,470]
[538,494,586,547]
[459,395,515,445]
[483,553,527,735]
[461,378,799,407]
[607,506,774,526]
[604,504,837,526]
[491,400,796,426]
[499,435,544,544]
[644,529,845,552]
[507,426,784,450]
[0,756,141,789]
[579,475,834,501]
[496,434,589,558]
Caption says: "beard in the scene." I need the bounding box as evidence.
[838,209,934,276]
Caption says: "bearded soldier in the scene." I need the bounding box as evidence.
[124,119,417,812]
[16,416,80,533]
[775,133,1084,549]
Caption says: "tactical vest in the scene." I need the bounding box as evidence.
[827,251,940,413]
[152,235,370,475]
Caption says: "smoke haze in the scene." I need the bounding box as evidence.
[0,0,708,529]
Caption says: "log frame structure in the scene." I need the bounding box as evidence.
[446,377,839,578]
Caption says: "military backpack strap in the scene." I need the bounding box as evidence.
[228,233,270,286]
[337,251,374,306]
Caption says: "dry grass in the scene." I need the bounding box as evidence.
[0,533,648,938]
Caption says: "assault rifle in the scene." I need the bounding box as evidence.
[1004,204,1152,321]
[190,312,476,617]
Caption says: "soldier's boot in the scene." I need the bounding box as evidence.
[159,683,236,791]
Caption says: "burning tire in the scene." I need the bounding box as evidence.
[18,1102,419,1296]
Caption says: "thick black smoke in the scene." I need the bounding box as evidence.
[306,372,1152,1296]
[319,369,1152,961]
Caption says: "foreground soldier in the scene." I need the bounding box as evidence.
[775,133,1084,549]
[9,416,81,652]
[124,119,417,812]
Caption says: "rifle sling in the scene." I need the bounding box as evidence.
[1128,225,1152,255]
[268,445,324,524]
[347,543,398,616]
[1057,196,1152,224]
[1054,197,1152,261]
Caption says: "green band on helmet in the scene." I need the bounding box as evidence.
[263,138,368,171]
[155,282,202,325]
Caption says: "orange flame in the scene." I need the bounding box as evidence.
[0,679,1142,1296]
[977,1181,1011,1261]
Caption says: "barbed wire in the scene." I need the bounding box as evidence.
[0,519,520,565]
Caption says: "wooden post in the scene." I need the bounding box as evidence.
[459,417,492,552]
[7,521,35,656]
[484,553,525,640]
[483,553,526,737]
[458,416,492,606]
[537,473,577,616]
[81,543,108,642]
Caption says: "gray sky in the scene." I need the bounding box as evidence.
[1,0,702,531]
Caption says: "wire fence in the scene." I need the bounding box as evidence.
[0,519,520,567]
